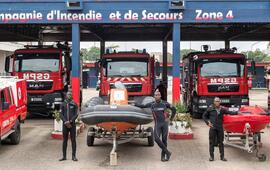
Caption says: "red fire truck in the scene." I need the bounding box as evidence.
[182,46,255,118]
[97,49,160,102]
[5,43,71,116]
[0,77,27,144]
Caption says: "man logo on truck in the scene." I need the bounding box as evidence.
[182,47,250,119]
[23,73,50,80]
[210,78,237,84]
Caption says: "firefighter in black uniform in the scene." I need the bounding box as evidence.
[136,90,176,162]
[202,97,237,162]
[59,91,78,162]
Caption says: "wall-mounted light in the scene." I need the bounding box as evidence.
[169,0,185,10]
[66,0,83,10]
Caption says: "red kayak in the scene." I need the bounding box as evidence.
[223,106,270,133]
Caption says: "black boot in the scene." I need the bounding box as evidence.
[161,151,166,162]
[59,157,66,161]
[165,151,171,161]
[220,157,227,161]
[209,152,214,161]
[72,156,78,161]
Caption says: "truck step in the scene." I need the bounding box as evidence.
[1,130,15,141]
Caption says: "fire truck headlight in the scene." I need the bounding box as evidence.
[54,98,62,102]
[199,99,207,103]
[241,99,248,103]
[221,99,230,103]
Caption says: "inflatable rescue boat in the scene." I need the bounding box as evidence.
[223,106,270,133]
[81,83,153,132]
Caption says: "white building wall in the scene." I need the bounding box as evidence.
[0,43,24,75]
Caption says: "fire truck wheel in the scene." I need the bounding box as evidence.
[147,127,154,147]
[87,127,95,147]
[9,120,21,145]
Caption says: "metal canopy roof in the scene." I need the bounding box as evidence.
[0,1,268,42]
[0,23,269,42]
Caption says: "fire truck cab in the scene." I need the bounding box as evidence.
[182,47,253,118]
[97,49,160,103]
[5,43,71,115]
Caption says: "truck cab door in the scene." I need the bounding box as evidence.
[0,88,16,136]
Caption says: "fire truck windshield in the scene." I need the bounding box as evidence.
[200,59,244,77]
[15,53,60,72]
[105,59,148,77]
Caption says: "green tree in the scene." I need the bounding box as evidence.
[242,49,270,62]
[167,49,197,63]
[81,45,119,61]
[181,49,197,58]
[80,46,100,61]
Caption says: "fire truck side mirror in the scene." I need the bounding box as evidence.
[251,60,256,76]
[155,61,161,77]
[95,61,99,76]
[184,66,188,72]
[5,56,10,73]
[66,57,72,72]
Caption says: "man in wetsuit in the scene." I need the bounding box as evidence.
[202,97,237,162]
[136,90,176,162]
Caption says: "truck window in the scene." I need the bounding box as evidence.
[1,90,6,104]
[105,58,148,77]
[200,59,244,77]
[7,87,14,105]
[15,53,60,72]
[1,88,13,105]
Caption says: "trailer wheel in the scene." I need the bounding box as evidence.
[9,120,21,145]
[258,154,266,162]
[147,127,154,147]
[87,127,95,147]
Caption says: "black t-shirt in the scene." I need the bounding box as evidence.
[137,100,176,123]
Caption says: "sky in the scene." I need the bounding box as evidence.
[80,41,270,53]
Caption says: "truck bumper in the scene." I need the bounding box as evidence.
[194,95,249,113]
[27,92,64,112]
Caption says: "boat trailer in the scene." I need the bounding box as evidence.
[87,125,154,166]
[224,123,266,162]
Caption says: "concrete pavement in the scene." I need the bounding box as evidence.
[1,89,270,170]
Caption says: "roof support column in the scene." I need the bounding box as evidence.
[172,23,181,104]
[225,39,230,49]
[100,40,105,58]
[162,40,168,101]
[71,23,81,106]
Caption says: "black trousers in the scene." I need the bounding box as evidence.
[209,128,224,159]
[154,121,169,156]
[62,124,76,158]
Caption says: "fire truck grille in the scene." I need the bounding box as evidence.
[208,84,239,92]
[110,83,142,92]
[27,81,53,90]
